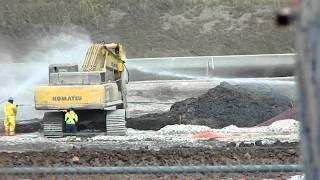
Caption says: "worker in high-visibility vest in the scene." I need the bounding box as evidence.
[3,97,17,136]
[65,106,78,139]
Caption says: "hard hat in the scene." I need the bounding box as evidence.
[68,105,76,109]
[8,97,14,101]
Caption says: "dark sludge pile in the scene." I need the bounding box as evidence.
[127,82,293,130]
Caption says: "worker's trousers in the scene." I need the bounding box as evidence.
[4,116,16,136]
[65,124,77,134]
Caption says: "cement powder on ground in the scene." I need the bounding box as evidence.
[221,119,299,134]
[268,119,299,131]
[158,124,212,135]
[92,119,299,143]
[0,119,299,151]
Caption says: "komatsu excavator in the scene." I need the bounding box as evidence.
[34,43,127,137]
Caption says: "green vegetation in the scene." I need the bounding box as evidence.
[0,0,293,58]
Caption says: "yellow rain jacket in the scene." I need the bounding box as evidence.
[4,102,17,116]
[3,102,17,135]
[65,111,78,125]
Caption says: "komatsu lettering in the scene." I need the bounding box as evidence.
[52,96,82,101]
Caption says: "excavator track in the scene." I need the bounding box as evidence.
[106,109,126,136]
[41,110,127,138]
[42,112,64,138]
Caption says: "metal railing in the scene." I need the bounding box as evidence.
[0,165,302,175]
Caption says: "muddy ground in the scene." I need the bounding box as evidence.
[0,142,299,167]
[0,142,301,179]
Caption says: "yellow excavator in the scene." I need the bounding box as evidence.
[34,43,127,137]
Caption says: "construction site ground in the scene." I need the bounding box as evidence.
[0,119,301,179]
[0,121,300,179]
[0,142,301,179]
[0,0,303,178]
[0,79,301,179]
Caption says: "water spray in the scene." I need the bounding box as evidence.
[128,63,295,85]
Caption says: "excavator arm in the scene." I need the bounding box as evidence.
[82,43,125,72]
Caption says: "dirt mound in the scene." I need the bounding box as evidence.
[257,108,297,126]
[127,82,293,130]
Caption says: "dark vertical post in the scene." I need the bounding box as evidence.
[296,0,320,178]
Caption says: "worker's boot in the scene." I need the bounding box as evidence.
[4,129,9,136]
[9,131,15,136]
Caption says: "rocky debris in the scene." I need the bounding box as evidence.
[127,82,293,130]
[71,156,80,162]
